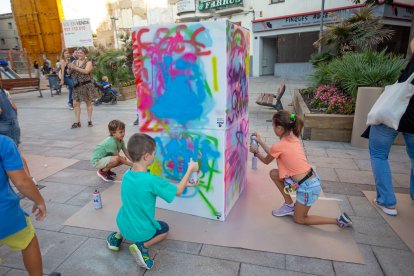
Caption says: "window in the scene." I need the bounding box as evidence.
[8,22,12,29]
[271,0,285,3]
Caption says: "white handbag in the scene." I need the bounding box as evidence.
[367,72,414,130]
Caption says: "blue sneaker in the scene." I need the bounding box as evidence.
[336,212,353,228]
[129,243,154,269]
[106,232,122,251]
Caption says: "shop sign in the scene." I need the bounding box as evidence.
[178,0,196,13]
[199,0,243,11]
[62,18,93,47]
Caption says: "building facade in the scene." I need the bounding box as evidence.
[175,0,414,77]
[0,13,20,51]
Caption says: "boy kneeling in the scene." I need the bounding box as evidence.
[106,133,199,269]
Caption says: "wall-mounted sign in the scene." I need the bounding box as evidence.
[177,0,196,14]
[199,0,243,12]
[62,18,93,48]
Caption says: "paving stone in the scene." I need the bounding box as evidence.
[372,246,414,276]
[307,157,358,170]
[316,167,338,182]
[67,160,96,171]
[240,263,309,276]
[392,173,410,188]
[146,250,239,276]
[389,151,410,162]
[151,239,202,255]
[46,140,84,148]
[38,182,87,204]
[326,149,370,160]
[321,181,374,197]
[3,270,26,276]
[44,169,106,186]
[64,183,113,206]
[347,196,381,218]
[333,244,383,276]
[43,148,84,159]
[335,169,375,185]
[200,244,285,269]
[0,229,86,274]
[285,255,334,276]
[354,159,372,171]
[56,238,144,276]
[71,151,94,160]
[304,148,328,157]
[324,193,355,216]
[60,226,110,240]
[21,202,80,232]
[351,217,408,250]
[303,140,346,149]
[0,267,10,275]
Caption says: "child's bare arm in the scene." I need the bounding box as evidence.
[176,158,199,196]
[121,149,133,166]
[8,170,46,221]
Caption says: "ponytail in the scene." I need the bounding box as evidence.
[272,110,304,138]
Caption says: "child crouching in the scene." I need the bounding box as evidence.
[106,133,199,269]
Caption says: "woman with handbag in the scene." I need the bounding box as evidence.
[68,47,99,128]
[366,39,414,216]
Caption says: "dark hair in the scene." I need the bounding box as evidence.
[127,133,156,162]
[60,48,68,59]
[272,110,304,138]
[108,120,125,135]
[77,47,88,54]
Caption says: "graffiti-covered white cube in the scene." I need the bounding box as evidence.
[131,20,250,221]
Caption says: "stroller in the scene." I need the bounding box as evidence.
[94,81,117,105]
[47,73,61,96]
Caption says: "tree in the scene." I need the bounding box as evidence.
[352,0,414,58]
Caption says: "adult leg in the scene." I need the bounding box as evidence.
[73,100,81,124]
[86,100,93,123]
[402,132,414,201]
[21,234,43,276]
[369,124,398,207]
[269,169,293,204]
[65,77,73,106]
[293,202,337,225]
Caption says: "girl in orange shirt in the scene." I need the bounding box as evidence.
[250,110,352,227]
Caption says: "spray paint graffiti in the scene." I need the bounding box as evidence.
[132,21,249,220]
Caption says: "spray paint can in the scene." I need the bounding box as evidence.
[92,189,102,209]
[189,171,200,185]
[251,134,259,170]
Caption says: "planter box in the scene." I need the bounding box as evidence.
[293,90,353,142]
[293,90,404,145]
[113,85,136,101]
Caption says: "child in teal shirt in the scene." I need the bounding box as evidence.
[106,133,199,270]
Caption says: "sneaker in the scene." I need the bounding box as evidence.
[336,212,353,228]
[108,170,117,177]
[272,203,294,217]
[129,243,154,270]
[97,170,114,182]
[106,232,122,251]
[373,199,397,216]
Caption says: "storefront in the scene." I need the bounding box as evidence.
[251,3,414,77]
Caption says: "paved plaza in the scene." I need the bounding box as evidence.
[0,76,413,275]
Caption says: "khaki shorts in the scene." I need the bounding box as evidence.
[93,156,113,170]
[0,216,35,251]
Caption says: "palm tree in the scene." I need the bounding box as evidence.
[314,5,394,56]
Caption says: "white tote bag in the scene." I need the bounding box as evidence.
[367,72,414,130]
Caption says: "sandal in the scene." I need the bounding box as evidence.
[71,122,81,129]
[88,121,93,127]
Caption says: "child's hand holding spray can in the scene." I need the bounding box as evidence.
[188,158,200,186]
[250,134,259,170]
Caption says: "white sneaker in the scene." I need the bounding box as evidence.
[373,199,397,216]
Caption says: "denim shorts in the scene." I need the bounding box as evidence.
[295,174,321,207]
[0,119,21,146]
[142,220,169,243]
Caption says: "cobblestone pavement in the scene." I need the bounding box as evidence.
[1,76,413,275]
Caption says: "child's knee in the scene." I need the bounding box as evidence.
[269,169,281,180]
[293,216,306,225]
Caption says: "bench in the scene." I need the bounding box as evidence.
[256,79,286,110]
[0,78,43,97]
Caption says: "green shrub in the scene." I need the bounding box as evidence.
[92,49,134,86]
[311,49,406,99]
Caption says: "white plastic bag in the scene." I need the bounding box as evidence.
[367,72,414,130]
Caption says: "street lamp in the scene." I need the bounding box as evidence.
[318,0,325,53]
[110,16,119,49]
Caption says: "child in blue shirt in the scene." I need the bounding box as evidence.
[0,135,47,275]
[102,76,120,96]
[106,133,199,270]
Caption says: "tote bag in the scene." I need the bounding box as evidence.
[367,72,414,130]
